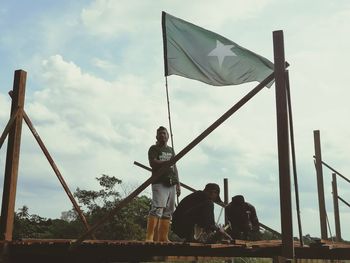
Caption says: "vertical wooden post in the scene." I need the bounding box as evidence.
[313,130,327,239]
[0,70,27,241]
[332,173,341,241]
[224,178,229,225]
[273,30,294,258]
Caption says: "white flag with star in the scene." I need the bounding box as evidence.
[162,12,274,87]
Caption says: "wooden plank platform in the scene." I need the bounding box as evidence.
[1,239,350,262]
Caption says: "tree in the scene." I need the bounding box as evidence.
[13,175,152,240]
[72,174,151,240]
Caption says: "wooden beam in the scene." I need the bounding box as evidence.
[338,195,350,208]
[317,158,350,184]
[224,178,229,225]
[273,30,294,258]
[332,173,341,241]
[0,70,27,241]
[313,130,327,239]
[3,239,350,262]
[0,110,20,150]
[22,110,95,239]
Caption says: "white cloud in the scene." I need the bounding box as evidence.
[81,0,273,37]
[91,57,116,71]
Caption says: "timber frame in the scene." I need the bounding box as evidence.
[313,130,350,243]
[2,30,348,261]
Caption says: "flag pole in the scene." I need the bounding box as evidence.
[165,76,175,150]
[165,76,180,205]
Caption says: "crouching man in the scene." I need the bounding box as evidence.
[172,183,225,243]
[225,195,260,240]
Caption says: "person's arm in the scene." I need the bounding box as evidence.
[174,165,181,196]
[248,204,259,232]
[150,158,167,169]
[148,146,167,170]
[202,201,217,231]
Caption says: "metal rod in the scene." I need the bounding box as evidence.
[315,158,350,184]
[273,30,294,258]
[71,78,272,248]
[338,195,350,208]
[285,70,303,246]
[133,161,282,238]
[325,212,333,242]
[0,70,26,241]
[0,109,20,150]
[332,173,341,241]
[313,130,327,239]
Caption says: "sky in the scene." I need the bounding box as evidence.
[0,0,350,240]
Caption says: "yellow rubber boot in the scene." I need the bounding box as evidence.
[153,220,160,241]
[145,215,159,241]
[158,218,171,242]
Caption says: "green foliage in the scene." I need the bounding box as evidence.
[13,175,151,240]
[13,205,82,239]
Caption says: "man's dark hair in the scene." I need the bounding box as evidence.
[157,126,168,133]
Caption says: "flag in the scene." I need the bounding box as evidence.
[162,12,274,87]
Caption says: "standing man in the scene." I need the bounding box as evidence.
[146,126,181,242]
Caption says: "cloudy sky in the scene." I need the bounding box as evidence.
[1,0,350,240]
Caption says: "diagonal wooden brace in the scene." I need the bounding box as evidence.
[70,72,274,249]
[0,109,21,150]
[8,91,95,239]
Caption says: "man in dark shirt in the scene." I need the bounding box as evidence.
[225,195,260,240]
[172,183,223,242]
[145,126,181,242]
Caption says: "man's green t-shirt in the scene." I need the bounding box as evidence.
[148,144,178,186]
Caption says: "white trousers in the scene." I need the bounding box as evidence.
[149,183,176,219]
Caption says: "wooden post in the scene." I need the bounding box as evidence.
[0,70,27,241]
[224,178,229,225]
[313,130,327,239]
[273,30,294,258]
[332,173,341,241]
